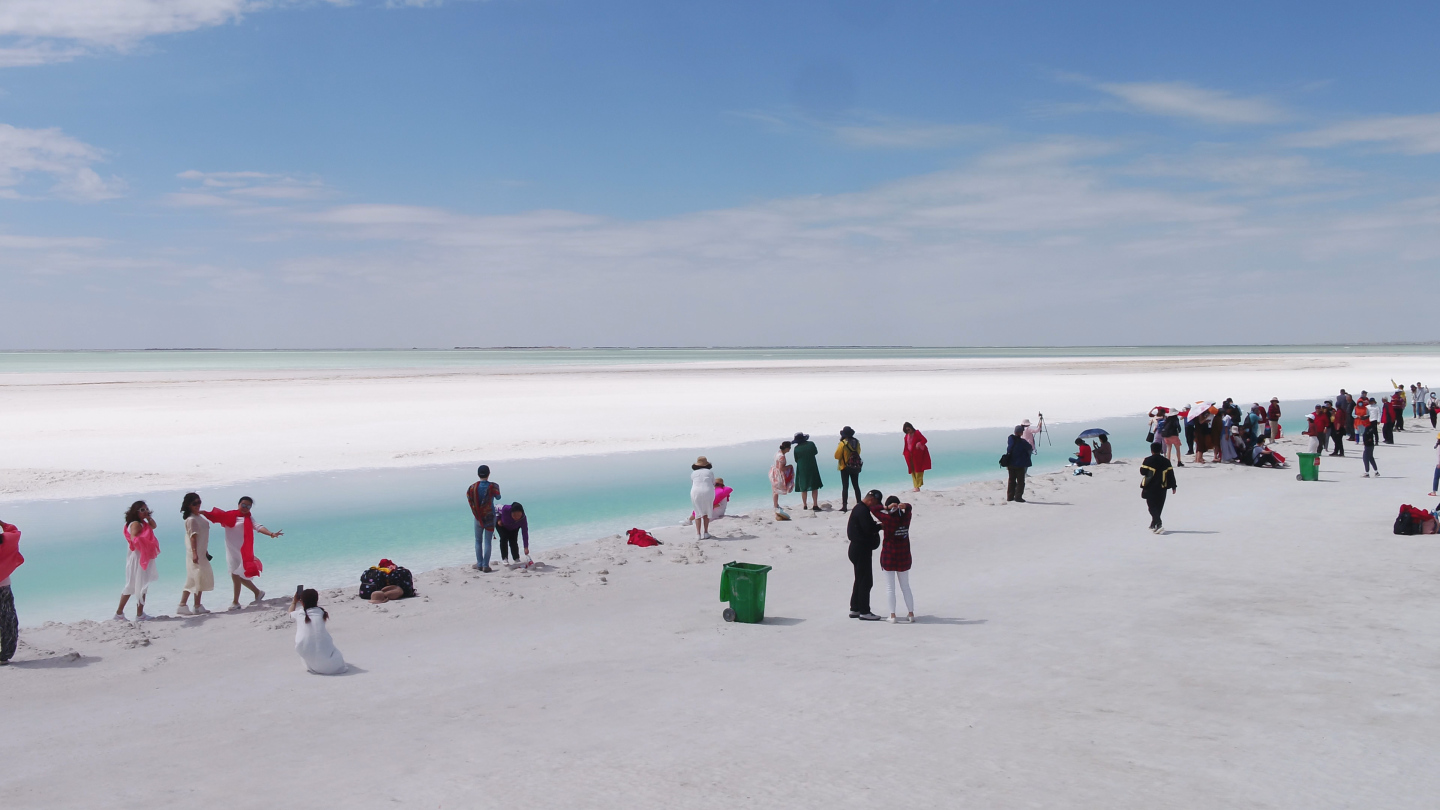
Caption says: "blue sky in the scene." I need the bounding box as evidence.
[2,1,1439,349]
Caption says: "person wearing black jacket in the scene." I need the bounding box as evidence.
[1140,442,1178,534]
[846,490,883,620]
[1005,426,1034,502]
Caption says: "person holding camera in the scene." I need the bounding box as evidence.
[290,587,347,675]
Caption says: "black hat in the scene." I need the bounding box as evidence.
[792,432,809,444]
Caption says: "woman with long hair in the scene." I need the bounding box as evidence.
[115,501,161,622]
[289,587,347,675]
[770,440,794,518]
[902,423,931,492]
[177,493,216,615]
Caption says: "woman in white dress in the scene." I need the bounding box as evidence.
[770,440,794,517]
[290,588,347,675]
[114,501,160,622]
[177,493,215,615]
[690,456,716,540]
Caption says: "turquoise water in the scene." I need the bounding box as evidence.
[3,406,1316,625]
[1,345,1437,374]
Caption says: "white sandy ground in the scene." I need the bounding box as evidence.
[2,353,1438,502]
[4,430,1440,808]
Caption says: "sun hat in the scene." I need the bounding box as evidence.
[693,456,712,469]
[793,432,809,444]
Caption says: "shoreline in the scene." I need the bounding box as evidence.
[3,351,1435,503]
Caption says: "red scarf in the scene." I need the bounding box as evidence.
[124,524,161,570]
[0,521,22,583]
[202,508,264,578]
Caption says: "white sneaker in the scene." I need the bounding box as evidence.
[112,613,128,622]
[136,612,156,622]
[176,605,193,616]
[193,605,211,615]
[887,616,897,623]
[1363,473,1370,478]
[249,590,266,606]
[228,603,242,611]
[905,615,915,623]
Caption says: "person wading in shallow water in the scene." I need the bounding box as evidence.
[1140,442,1178,535]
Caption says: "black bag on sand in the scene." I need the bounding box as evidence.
[359,567,389,599]
[1394,510,1417,536]
[389,566,416,598]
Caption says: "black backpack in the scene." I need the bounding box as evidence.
[1394,510,1417,536]
[389,566,416,598]
[359,567,389,599]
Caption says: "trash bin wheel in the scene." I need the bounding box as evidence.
[1296,474,1302,481]
[722,607,736,622]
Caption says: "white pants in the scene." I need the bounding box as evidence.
[884,570,914,616]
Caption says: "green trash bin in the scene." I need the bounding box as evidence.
[719,561,772,623]
[1297,452,1320,481]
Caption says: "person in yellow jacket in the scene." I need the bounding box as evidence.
[834,426,863,512]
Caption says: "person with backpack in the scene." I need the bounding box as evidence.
[902,422,931,492]
[1140,442,1177,534]
[1004,425,1033,502]
[290,587,346,675]
[834,427,863,513]
[0,518,22,665]
[467,465,501,572]
[1161,411,1184,466]
[791,432,824,512]
[846,489,883,621]
[874,495,914,624]
[496,502,530,568]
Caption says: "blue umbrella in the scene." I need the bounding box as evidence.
[1077,428,1109,439]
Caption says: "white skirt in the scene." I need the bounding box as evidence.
[691,486,713,520]
[121,549,160,597]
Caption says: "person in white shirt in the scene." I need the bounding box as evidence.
[289,588,347,675]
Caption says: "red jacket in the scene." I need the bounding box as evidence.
[0,521,22,583]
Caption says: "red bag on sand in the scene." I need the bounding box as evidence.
[626,528,661,547]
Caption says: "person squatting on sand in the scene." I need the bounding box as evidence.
[770,441,794,518]
[873,495,915,624]
[467,465,501,572]
[114,501,161,622]
[846,490,883,621]
[690,457,716,540]
[176,492,215,615]
[497,502,531,568]
[290,587,346,675]
[1093,433,1114,464]
[835,427,863,513]
[203,496,282,609]
[1004,425,1033,503]
[902,422,931,492]
[1140,442,1178,534]
[791,432,823,512]
[0,519,22,664]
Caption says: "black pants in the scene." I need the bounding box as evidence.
[1317,432,1329,453]
[1397,412,1405,430]
[1363,445,1378,474]
[1432,410,1437,428]
[1184,426,1195,454]
[1254,455,1281,468]
[839,468,861,509]
[1382,421,1395,444]
[1006,466,1027,501]
[497,525,521,561]
[0,585,17,663]
[1144,490,1167,527]
[1330,429,1345,456]
[848,543,873,614]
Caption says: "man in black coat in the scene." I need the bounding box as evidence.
[1140,442,1178,534]
[847,490,883,620]
[1005,426,1033,502]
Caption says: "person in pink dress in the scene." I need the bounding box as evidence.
[902,422,932,492]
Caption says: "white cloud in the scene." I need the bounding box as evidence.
[1097,81,1289,125]
[168,169,331,207]
[1285,113,1440,154]
[0,0,414,66]
[730,109,991,149]
[0,123,124,200]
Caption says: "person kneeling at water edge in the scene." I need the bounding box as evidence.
[291,587,346,675]
[846,490,883,621]
[1140,442,1178,534]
